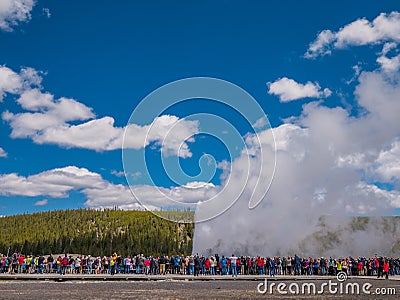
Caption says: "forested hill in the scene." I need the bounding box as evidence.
[0,209,194,257]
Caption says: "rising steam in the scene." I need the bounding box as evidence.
[193,68,400,257]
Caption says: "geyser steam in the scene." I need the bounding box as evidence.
[193,68,400,257]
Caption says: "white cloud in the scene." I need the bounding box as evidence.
[0,0,35,31]
[376,42,400,73]
[252,117,268,129]
[17,114,198,155]
[0,166,104,198]
[17,89,54,111]
[0,66,43,101]
[122,115,199,157]
[0,166,218,211]
[1,66,199,156]
[0,147,7,158]
[376,140,400,182]
[82,182,141,210]
[111,170,125,177]
[34,199,48,206]
[306,12,400,58]
[33,117,122,150]
[336,152,367,169]
[84,183,217,211]
[0,66,23,101]
[111,170,141,179]
[377,53,400,73]
[42,8,50,18]
[3,95,95,140]
[346,63,363,84]
[336,12,400,47]
[19,67,43,87]
[381,42,397,55]
[182,181,215,189]
[267,77,332,102]
[350,182,400,211]
[305,29,336,58]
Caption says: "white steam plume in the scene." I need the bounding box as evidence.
[193,68,400,257]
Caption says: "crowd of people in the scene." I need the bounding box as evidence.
[0,252,398,279]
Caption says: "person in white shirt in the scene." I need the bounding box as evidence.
[230,254,238,278]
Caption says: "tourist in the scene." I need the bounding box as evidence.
[269,258,275,277]
[377,256,384,278]
[47,254,53,273]
[61,255,68,275]
[159,255,165,275]
[38,255,45,274]
[229,254,238,278]
[383,259,389,279]
[294,254,300,275]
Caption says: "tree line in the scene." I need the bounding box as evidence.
[0,208,194,257]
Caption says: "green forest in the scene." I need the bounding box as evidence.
[0,209,194,257]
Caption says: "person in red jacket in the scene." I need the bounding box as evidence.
[204,258,210,275]
[256,256,264,275]
[248,257,252,275]
[17,255,25,274]
[236,257,241,275]
[383,259,389,279]
[374,257,379,276]
[61,254,69,275]
[357,260,363,275]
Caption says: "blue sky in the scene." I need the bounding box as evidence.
[1,0,400,216]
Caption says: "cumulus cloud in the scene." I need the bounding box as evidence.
[82,182,140,210]
[0,166,104,198]
[4,96,95,140]
[305,11,400,58]
[267,77,332,102]
[305,29,336,58]
[84,182,217,211]
[0,66,31,102]
[0,66,42,101]
[34,199,48,206]
[122,115,199,157]
[0,166,217,211]
[377,53,400,74]
[31,117,122,150]
[0,166,129,200]
[1,66,199,156]
[0,67,22,100]
[376,42,400,74]
[5,114,198,154]
[0,147,7,158]
[0,0,35,31]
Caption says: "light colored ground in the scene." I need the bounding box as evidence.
[0,278,399,299]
